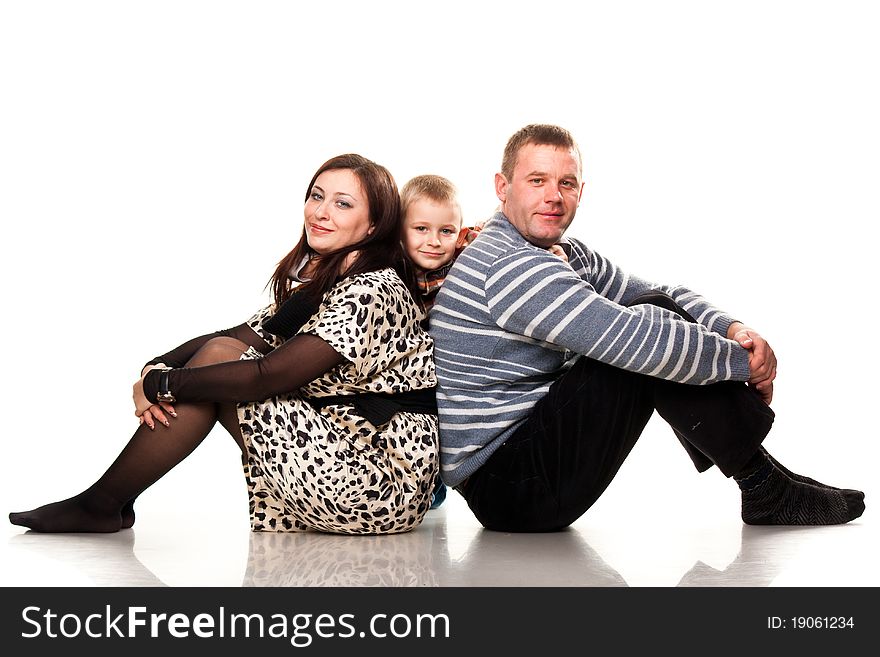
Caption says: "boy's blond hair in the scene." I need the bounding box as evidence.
[400,174,462,220]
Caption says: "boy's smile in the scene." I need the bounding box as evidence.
[402,198,462,271]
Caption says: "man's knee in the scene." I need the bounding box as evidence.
[626,291,695,322]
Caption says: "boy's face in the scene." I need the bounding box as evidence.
[402,198,462,270]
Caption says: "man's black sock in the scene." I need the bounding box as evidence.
[760,446,865,499]
[734,450,865,525]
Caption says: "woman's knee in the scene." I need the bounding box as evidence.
[187,337,249,367]
[217,402,246,453]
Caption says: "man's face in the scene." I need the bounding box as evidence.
[495,143,583,248]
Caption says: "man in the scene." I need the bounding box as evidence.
[429,124,864,532]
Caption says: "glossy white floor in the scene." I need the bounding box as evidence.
[3,416,874,588]
[3,1,878,590]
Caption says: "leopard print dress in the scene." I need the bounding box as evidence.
[238,268,438,535]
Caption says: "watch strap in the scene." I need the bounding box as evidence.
[157,368,175,403]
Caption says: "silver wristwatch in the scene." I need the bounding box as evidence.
[156,368,176,403]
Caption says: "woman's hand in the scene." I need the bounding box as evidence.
[141,362,167,378]
[133,374,177,430]
[140,403,177,430]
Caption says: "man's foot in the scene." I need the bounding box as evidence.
[760,447,863,497]
[9,489,123,533]
[736,456,865,525]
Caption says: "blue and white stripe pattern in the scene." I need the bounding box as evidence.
[429,213,751,486]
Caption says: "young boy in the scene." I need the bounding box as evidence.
[400,174,469,509]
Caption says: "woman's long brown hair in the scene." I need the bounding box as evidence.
[268,154,419,308]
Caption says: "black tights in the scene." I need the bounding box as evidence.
[10,337,252,533]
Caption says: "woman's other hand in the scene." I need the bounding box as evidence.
[133,375,177,430]
[140,403,177,430]
[141,362,167,378]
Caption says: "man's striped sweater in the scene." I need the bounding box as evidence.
[429,212,752,487]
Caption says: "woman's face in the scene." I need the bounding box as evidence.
[304,169,373,254]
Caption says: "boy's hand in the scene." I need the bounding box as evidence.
[548,244,568,262]
[457,225,482,248]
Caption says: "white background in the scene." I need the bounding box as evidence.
[1,1,877,586]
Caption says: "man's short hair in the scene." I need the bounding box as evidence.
[400,174,461,219]
[501,124,582,181]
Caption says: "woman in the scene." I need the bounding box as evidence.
[10,154,439,535]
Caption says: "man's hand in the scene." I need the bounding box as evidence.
[728,321,777,404]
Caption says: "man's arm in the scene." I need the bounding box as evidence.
[573,241,740,339]
[571,240,777,403]
[485,248,751,385]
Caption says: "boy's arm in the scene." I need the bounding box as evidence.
[548,244,568,262]
[456,224,483,250]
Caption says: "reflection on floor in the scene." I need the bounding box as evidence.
[3,492,873,587]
